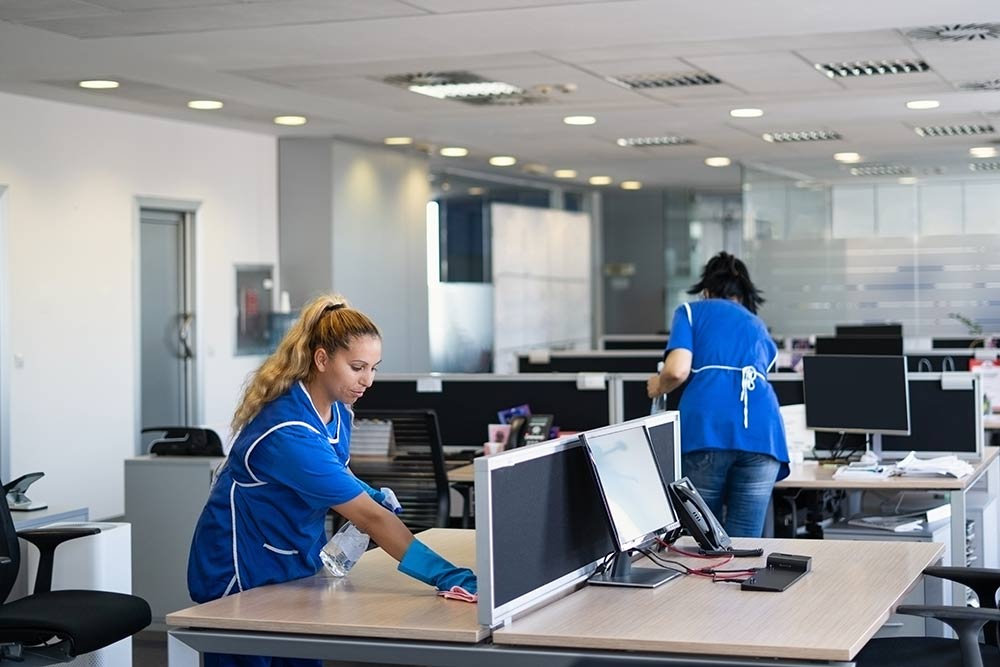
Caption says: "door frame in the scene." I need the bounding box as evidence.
[134,196,202,455]
[0,185,9,479]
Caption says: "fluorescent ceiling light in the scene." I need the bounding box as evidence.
[384,136,413,145]
[553,169,577,178]
[408,81,522,99]
[439,146,469,157]
[898,177,918,185]
[488,155,517,166]
[187,100,223,110]
[906,99,940,110]
[616,135,691,147]
[730,108,763,118]
[620,181,642,190]
[705,156,732,167]
[79,80,119,89]
[588,176,612,185]
[834,152,863,163]
[970,146,999,158]
[563,115,596,126]
[274,115,307,126]
[761,130,842,143]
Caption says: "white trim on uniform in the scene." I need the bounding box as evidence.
[297,380,341,444]
[263,543,299,556]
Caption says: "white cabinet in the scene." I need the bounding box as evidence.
[124,455,223,628]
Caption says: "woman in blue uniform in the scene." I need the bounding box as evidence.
[647,252,788,537]
[188,295,476,667]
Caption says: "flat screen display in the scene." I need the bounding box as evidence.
[582,424,678,551]
[803,355,910,435]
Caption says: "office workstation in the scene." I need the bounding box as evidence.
[167,411,948,666]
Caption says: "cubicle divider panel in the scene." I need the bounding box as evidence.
[475,435,613,628]
[907,350,976,372]
[517,351,663,374]
[360,374,614,447]
[599,335,669,351]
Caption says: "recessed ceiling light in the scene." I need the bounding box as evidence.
[408,81,522,100]
[563,115,596,126]
[730,108,764,118]
[439,146,469,157]
[467,187,485,196]
[274,115,307,126]
[489,155,517,166]
[970,146,999,158]
[620,181,642,190]
[588,176,612,185]
[384,136,413,145]
[187,100,223,110]
[898,176,918,185]
[554,169,577,178]
[834,152,863,163]
[705,157,732,167]
[906,99,940,110]
[616,135,692,147]
[78,80,119,89]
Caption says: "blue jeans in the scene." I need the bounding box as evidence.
[204,654,320,667]
[682,450,780,538]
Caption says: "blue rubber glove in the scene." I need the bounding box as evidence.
[398,539,478,594]
[358,481,402,514]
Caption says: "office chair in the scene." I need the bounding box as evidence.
[351,409,451,530]
[0,489,151,664]
[855,566,1000,667]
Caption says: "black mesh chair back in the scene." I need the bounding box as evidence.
[351,409,450,530]
[0,483,151,663]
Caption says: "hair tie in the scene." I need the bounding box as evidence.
[322,302,347,315]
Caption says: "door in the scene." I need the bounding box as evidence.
[140,209,194,452]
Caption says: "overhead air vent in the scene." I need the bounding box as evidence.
[761,130,842,143]
[382,70,543,105]
[849,164,913,177]
[606,71,722,89]
[615,135,693,147]
[914,124,995,137]
[907,24,1000,42]
[969,161,1000,172]
[959,79,1000,91]
[814,59,929,78]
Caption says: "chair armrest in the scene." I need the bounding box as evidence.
[17,526,101,595]
[924,566,1000,608]
[898,604,1000,667]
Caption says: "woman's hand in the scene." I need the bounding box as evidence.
[647,373,664,399]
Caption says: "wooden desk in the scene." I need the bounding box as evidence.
[168,530,942,667]
[776,446,999,604]
[494,537,943,662]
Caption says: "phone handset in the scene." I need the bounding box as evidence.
[669,478,762,558]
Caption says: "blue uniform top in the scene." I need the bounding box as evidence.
[666,299,789,480]
[187,381,365,603]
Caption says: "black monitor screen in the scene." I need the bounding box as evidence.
[582,424,679,550]
[803,355,910,435]
[359,378,611,447]
[835,323,903,338]
[647,419,679,487]
[882,378,979,454]
[518,354,662,373]
[815,336,903,356]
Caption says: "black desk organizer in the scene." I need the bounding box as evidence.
[741,552,812,592]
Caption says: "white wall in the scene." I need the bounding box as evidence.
[0,91,278,519]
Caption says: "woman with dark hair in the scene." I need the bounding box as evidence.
[647,252,788,537]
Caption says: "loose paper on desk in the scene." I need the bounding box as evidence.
[896,451,974,479]
[779,404,813,462]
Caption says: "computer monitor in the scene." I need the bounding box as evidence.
[580,422,681,588]
[835,323,903,338]
[814,335,903,356]
[803,355,910,461]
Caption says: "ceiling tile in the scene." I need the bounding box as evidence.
[403,0,612,12]
[0,0,113,22]
[84,0,229,10]
[23,0,422,38]
[684,52,843,93]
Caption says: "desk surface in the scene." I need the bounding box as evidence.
[448,463,475,484]
[776,446,999,490]
[167,528,485,644]
[493,537,943,662]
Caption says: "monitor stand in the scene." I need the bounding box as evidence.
[589,550,681,589]
[858,433,883,466]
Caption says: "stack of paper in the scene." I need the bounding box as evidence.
[833,462,896,480]
[896,452,974,479]
[847,514,924,533]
